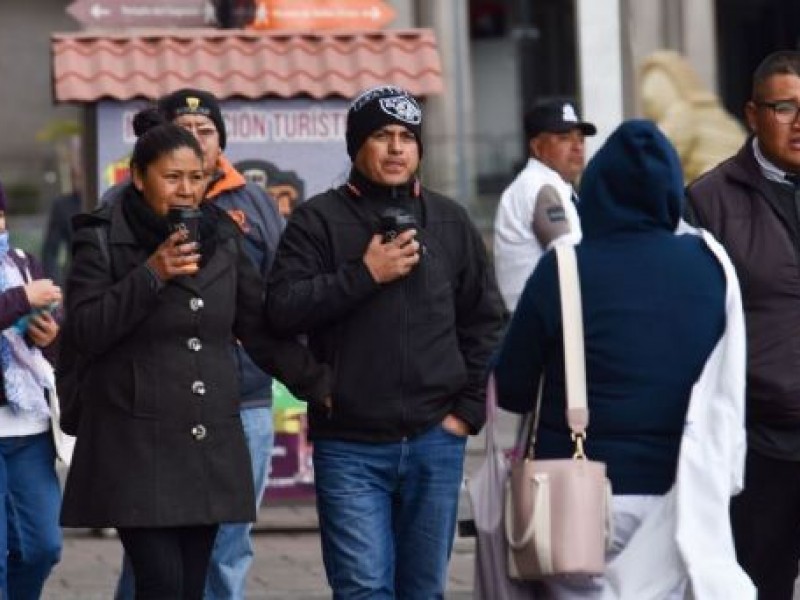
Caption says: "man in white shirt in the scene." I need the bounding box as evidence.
[494,99,596,311]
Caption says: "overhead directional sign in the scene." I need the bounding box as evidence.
[67,0,218,28]
[249,0,396,31]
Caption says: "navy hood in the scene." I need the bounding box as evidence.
[578,120,683,239]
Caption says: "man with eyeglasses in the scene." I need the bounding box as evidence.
[686,50,800,600]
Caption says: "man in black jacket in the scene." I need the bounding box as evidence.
[686,50,800,600]
[267,85,504,597]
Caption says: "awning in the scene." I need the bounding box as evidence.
[51,27,443,102]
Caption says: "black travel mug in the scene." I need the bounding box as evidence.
[379,207,417,243]
[167,206,202,245]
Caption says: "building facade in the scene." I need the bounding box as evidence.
[0,0,798,219]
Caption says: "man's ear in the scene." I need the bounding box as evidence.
[744,101,759,134]
[131,167,144,192]
[529,136,540,159]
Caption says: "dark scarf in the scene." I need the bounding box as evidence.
[121,184,219,267]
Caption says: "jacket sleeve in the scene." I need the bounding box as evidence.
[0,286,30,332]
[65,226,163,357]
[0,252,56,359]
[233,235,331,406]
[492,253,557,414]
[24,252,61,364]
[684,181,716,231]
[266,203,380,334]
[244,183,285,275]
[449,217,506,433]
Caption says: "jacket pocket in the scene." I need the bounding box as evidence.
[416,236,456,325]
[131,361,158,418]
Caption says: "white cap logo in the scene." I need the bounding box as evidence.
[562,103,578,123]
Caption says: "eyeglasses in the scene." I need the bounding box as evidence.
[756,100,800,124]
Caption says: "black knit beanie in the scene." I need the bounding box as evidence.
[158,88,227,149]
[346,85,423,160]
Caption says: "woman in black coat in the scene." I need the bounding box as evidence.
[59,110,330,599]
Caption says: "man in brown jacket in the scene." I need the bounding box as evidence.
[686,50,800,600]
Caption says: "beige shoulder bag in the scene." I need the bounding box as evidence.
[505,244,612,580]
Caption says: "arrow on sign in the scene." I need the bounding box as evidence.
[250,0,396,31]
[67,0,217,28]
[90,4,111,19]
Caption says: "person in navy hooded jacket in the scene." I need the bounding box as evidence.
[493,120,743,598]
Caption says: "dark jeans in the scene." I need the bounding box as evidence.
[313,424,467,599]
[117,525,218,600]
[731,449,800,600]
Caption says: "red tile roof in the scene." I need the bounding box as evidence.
[51,28,443,103]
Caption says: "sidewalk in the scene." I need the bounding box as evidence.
[43,412,520,599]
[44,507,476,599]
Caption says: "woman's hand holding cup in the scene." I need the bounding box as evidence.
[147,229,201,281]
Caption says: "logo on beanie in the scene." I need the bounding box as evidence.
[179,96,212,117]
[379,96,422,125]
[351,85,404,112]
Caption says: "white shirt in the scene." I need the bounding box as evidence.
[493,158,581,311]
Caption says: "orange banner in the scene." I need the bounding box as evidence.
[250,0,396,31]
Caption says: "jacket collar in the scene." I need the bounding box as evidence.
[206,156,246,200]
[727,137,780,199]
[346,167,418,202]
[108,185,139,246]
[751,138,796,185]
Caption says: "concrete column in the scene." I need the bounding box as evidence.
[388,0,415,29]
[681,0,718,93]
[415,0,476,207]
[576,0,624,157]
[82,105,99,212]
[624,0,718,111]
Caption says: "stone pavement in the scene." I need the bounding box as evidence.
[44,508,476,599]
[43,412,520,599]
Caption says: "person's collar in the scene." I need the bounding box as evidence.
[752,138,797,186]
[346,167,417,201]
[529,156,575,188]
[206,155,246,200]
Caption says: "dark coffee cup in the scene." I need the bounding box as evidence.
[167,206,202,245]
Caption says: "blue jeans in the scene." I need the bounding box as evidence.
[313,423,467,600]
[0,432,62,600]
[115,407,274,600]
[204,406,273,599]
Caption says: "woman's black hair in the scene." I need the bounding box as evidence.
[129,107,203,173]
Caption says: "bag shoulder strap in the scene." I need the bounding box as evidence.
[554,244,589,436]
[523,245,589,460]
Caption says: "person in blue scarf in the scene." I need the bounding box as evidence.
[0,179,64,599]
